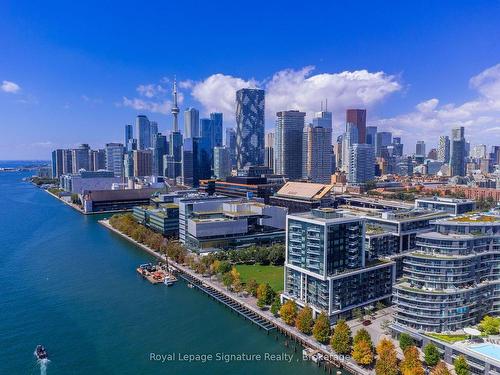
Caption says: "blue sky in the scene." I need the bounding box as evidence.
[1,0,500,159]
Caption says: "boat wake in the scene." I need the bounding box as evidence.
[34,352,50,375]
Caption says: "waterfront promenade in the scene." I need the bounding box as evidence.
[99,219,373,375]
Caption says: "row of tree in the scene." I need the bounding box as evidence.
[214,244,285,266]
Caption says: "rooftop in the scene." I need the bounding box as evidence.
[276,181,333,200]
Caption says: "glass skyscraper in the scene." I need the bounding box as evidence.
[135,115,151,150]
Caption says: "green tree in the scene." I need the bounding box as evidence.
[479,315,500,335]
[270,296,282,316]
[255,248,270,265]
[256,283,275,306]
[222,272,233,288]
[295,306,314,335]
[431,361,452,375]
[454,355,470,375]
[352,307,364,321]
[424,342,441,367]
[352,339,373,366]
[399,333,414,352]
[312,312,330,344]
[217,261,232,275]
[279,300,297,325]
[375,301,385,311]
[268,244,285,265]
[245,278,259,297]
[375,338,398,375]
[400,346,424,375]
[354,328,373,349]
[330,319,352,355]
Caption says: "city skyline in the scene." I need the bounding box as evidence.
[1,1,500,159]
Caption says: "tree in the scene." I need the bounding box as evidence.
[330,319,352,355]
[312,312,330,344]
[375,301,385,311]
[375,338,398,375]
[245,278,258,297]
[431,361,452,375]
[217,261,232,275]
[380,319,391,334]
[270,297,282,316]
[479,315,500,335]
[295,306,314,335]
[399,333,414,352]
[400,346,424,375]
[255,248,270,265]
[354,328,373,349]
[279,300,297,326]
[424,342,441,367]
[256,283,275,306]
[454,355,470,375]
[268,244,285,266]
[222,272,233,288]
[352,307,364,321]
[352,339,374,366]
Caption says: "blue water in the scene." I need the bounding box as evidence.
[469,344,500,362]
[0,166,341,374]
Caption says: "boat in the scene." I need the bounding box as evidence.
[164,274,178,286]
[35,345,48,360]
[187,283,194,288]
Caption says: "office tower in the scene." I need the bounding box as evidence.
[334,135,343,171]
[376,132,392,157]
[213,146,232,179]
[152,134,168,176]
[366,126,377,146]
[415,140,426,158]
[210,112,223,148]
[302,110,333,183]
[274,110,305,180]
[105,143,124,177]
[199,118,214,171]
[149,121,158,148]
[136,115,151,150]
[491,146,500,165]
[125,124,133,146]
[264,132,275,172]
[62,149,73,175]
[182,137,211,187]
[133,150,152,177]
[166,79,183,181]
[184,107,199,139]
[346,109,366,144]
[342,123,359,172]
[236,88,265,169]
[51,149,64,178]
[348,144,375,184]
[225,128,237,167]
[71,144,91,173]
[392,137,404,157]
[427,148,438,160]
[283,208,394,320]
[450,126,466,176]
[471,144,487,159]
[90,149,106,171]
[438,135,450,163]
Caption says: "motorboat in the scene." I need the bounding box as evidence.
[35,345,48,360]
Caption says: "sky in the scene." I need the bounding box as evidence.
[1,0,500,160]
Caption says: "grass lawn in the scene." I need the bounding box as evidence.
[427,333,469,343]
[235,264,284,292]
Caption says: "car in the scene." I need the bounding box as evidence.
[362,320,372,326]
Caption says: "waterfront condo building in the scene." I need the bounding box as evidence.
[393,212,500,333]
[283,208,395,322]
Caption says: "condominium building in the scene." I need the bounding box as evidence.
[438,135,451,163]
[184,107,200,139]
[348,144,375,184]
[274,110,305,180]
[302,111,333,183]
[393,212,500,332]
[105,143,124,178]
[133,150,152,177]
[283,208,395,321]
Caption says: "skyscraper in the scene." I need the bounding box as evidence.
[346,109,367,145]
[236,88,265,169]
[149,121,158,148]
[225,128,237,167]
[392,137,404,157]
[213,146,232,179]
[376,132,392,157]
[133,150,152,177]
[415,141,426,158]
[51,149,64,178]
[348,144,375,184]
[136,115,151,150]
[450,126,466,176]
[342,123,359,172]
[302,110,333,183]
[438,136,450,163]
[182,137,211,187]
[152,134,168,176]
[184,108,199,139]
[105,143,124,177]
[71,144,91,173]
[264,132,274,172]
[125,124,133,146]
[366,126,377,146]
[90,149,106,171]
[274,110,305,180]
[210,112,223,148]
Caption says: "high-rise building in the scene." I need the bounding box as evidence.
[184,108,199,139]
[105,143,124,177]
[346,109,366,145]
[71,144,91,173]
[125,124,133,146]
[342,123,359,172]
[264,132,274,172]
[133,150,152,177]
[471,144,487,159]
[51,149,64,178]
[225,128,237,167]
[274,110,305,180]
[136,115,151,150]
[438,136,450,163]
[149,121,158,148]
[491,146,500,166]
[302,110,333,183]
[334,135,343,171]
[210,112,223,148]
[376,132,392,157]
[415,140,426,158]
[450,126,466,176]
[62,149,73,175]
[236,88,265,169]
[366,126,377,146]
[392,137,404,157]
[90,149,106,171]
[213,146,232,179]
[348,144,375,184]
[182,137,211,187]
[152,134,168,176]
[427,148,438,160]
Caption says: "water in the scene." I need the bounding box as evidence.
[0,166,343,374]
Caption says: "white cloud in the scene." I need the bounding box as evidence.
[121,97,173,115]
[189,67,401,124]
[136,83,166,98]
[1,80,21,93]
[121,78,183,114]
[376,63,500,148]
